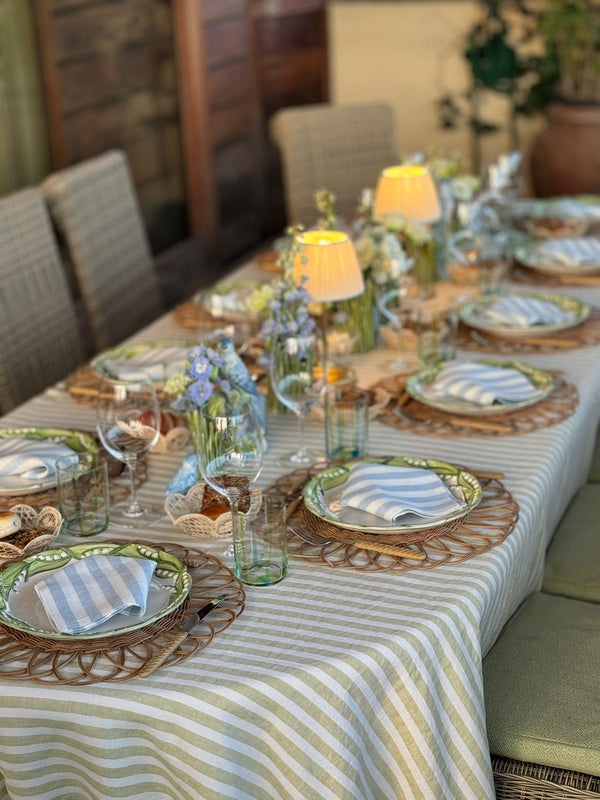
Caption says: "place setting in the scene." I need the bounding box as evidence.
[512,235,600,287]
[455,290,600,354]
[65,340,194,406]
[0,539,246,684]
[374,355,578,437]
[271,454,519,573]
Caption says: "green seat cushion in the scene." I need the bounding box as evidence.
[588,428,600,482]
[483,593,600,777]
[543,484,600,603]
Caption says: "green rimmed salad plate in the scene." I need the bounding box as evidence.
[196,280,262,322]
[514,237,600,276]
[460,293,590,339]
[0,427,98,497]
[302,456,482,534]
[405,360,555,417]
[0,542,191,640]
[90,341,194,384]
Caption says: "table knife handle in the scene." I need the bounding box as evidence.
[139,630,189,678]
[353,540,426,560]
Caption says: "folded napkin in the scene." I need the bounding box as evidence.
[103,347,187,381]
[425,361,538,406]
[514,199,600,221]
[533,238,600,267]
[338,463,464,523]
[34,555,157,634]
[479,296,574,328]
[0,438,75,488]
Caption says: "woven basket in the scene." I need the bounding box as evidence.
[165,483,262,539]
[492,755,600,799]
[0,505,63,561]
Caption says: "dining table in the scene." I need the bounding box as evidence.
[0,256,599,800]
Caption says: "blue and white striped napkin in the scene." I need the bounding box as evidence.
[0,438,75,489]
[425,361,538,406]
[479,296,574,328]
[34,555,157,634]
[338,463,464,523]
[103,347,188,381]
[533,237,600,267]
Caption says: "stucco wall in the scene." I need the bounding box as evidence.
[328,1,544,187]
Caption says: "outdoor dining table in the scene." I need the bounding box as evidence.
[0,259,599,800]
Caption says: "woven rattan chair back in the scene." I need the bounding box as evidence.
[270,103,399,226]
[0,188,85,413]
[41,150,163,351]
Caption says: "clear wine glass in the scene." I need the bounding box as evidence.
[196,397,264,558]
[377,275,416,373]
[269,331,326,467]
[96,373,163,528]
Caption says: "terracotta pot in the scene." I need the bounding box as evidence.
[530,102,600,197]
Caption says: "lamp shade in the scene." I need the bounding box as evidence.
[293,230,364,303]
[374,165,441,223]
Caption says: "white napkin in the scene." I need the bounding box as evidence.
[34,555,157,634]
[338,463,464,523]
[425,361,539,406]
[0,438,75,489]
[479,296,574,328]
[532,238,600,267]
[103,347,187,381]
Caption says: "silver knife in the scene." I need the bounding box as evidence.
[139,594,227,678]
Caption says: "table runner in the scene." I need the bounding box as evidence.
[0,266,600,800]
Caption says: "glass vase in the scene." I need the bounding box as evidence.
[338,277,377,353]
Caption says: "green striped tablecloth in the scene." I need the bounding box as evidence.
[0,277,599,800]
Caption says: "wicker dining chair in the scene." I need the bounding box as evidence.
[41,150,163,351]
[270,102,399,226]
[0,188,85,413]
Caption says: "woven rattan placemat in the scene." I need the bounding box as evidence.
[66,365,169,406]
[371,375,578,437]
[0,543,245,684]
[268,464,519,573]
[512,263,600,288]
[456,307,600,354]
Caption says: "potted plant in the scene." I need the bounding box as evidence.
[530,0,600,195]
[438,0,600,195]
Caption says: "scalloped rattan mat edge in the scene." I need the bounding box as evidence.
[372,375,578,438]
[512,263,600,287]
[456,307,600,354]
[0,543,245,684]
[267,464,519,573]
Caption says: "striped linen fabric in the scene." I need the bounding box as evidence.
[425,361,539,406]
[480,295,574,327]
[1,267,599,800]
[102,347,188,381]
[33,555,157,634]
[0,438,74,486]
[338,462,465,521]
[534,236,600,266]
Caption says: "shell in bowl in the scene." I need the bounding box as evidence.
[164,483,262,539]
[0,505,63,561]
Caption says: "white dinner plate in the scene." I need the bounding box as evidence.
[302,456,482,534]
[460,293,590,339]
[405,360,555,417]
[0,428,98,497]
[0,542,191,640]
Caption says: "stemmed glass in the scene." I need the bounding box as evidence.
[96,373,163,528]
[269,331,326,467]
[377,275,416,373]
[196,397,264,558]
